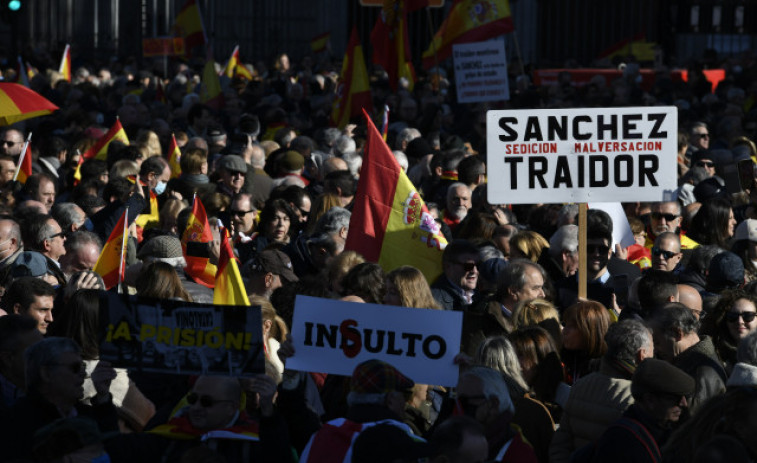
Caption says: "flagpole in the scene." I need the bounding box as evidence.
[12,132,32,182]
[118,206,129,295]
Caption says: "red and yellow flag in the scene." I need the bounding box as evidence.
[181,196,217,288]
[371,0,418,92]
[173,0,207,51]
[331,27,373,129]
[59,44,71,82]
[221,45,253,80]
[168,134,182,179]
[310,32,330,53]
[421,0,514,69]
[598,33,656,62]
[214,228,250,306]
[82,119,129,161]
[201,54,224,111]
[13,138,32,185]
[135,190,159,230]
[93,209,129,290]
[344,110,447,281]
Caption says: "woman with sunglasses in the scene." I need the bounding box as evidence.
[708,289,757,374]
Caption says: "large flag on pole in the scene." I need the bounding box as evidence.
[220,45,253,80]
[59,44,71,82]
[344,110,447,281]
[173,0,207,52]
[421,0,514,69]
[12,133,32,184]
[200,50,224,111]
[167,134,182,179]
[82,119,129,161]
[93,208,129,290]
[330,27,373,129]
[371,0,421,92]
[213,228,250,306]
[181,196,217,288]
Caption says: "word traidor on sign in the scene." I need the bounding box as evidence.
[288,296,462,386]
[486,107,678,204]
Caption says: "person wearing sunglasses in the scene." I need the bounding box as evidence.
[646,200,699,252]
[688,121,710,152]
[650,232,682,273]
[20,214,68,286]
[0,337,118,461]
[0,128,25,158]
[712,290,757,374]
[431,240,481,310]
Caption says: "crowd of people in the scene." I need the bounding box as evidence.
[1,45,757,462]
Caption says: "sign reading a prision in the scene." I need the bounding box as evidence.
[486,107,678,204]
[287,296,462,387]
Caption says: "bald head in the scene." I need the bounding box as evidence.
[322,157,348,179]
[677,284,703,319]
[0,219,21,259]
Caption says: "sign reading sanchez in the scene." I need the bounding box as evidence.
[486,107,678,204]
[99,292,265,377]
[287,296,462,387]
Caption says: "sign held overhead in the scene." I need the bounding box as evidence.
[486,107,678,204]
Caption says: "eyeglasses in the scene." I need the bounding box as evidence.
[726,311,757,323]
[186,392,234,408]
[454,261,478,272]
[230,209,254,217]
[586,244,610,255]
[53,361,87,375]
[1,140,18,147]
[229,171,245,177]
[694,133,710,139]
[695,161,715,168]
[299,208,310,219]
[651,246,680,260]
[47,231,65,240]
[651,212,680,222]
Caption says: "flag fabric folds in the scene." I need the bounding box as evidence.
[82,119,129,161]
[598,33,656,62]
[135,190,159,230]
[344,109,447,282]
[93,209,129,290]
[310,32,330,53]
[201,55,224,111]
[13,136,32,184]
[371,0,417,92]
[221,46,253,80]
[181,196,217,288]
[168,134,182,179]
[173,0,207,51]
[331,27,373,129]
[59,44,71,82]
[214,228,250,306]
[421,0,514,69]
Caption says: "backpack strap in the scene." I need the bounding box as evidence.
[611,417,661,462]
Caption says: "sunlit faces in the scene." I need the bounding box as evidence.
[726,298,757,342]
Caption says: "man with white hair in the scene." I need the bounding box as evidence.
[442,183,471,231]
[395,127,421,151]
[59,231,102,278]
[539,224,579,283]
[455,366,537,461]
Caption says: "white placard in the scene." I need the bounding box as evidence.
[486,107,678,204]
[287,296,462,387]
[589,202,635,248]
[453,39,510,104]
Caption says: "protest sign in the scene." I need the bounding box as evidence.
[99,292,264,377]
[287,296,462,387]
[453,39,509,104]
[486,106,678,204]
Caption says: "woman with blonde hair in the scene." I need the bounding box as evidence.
[135,261,193,302]
[305,193,342,235]
[383,265,441,309]
[251,295,289,377]
[327,250,365,296]
[513,298,560,330]
[510,230,550,262]
[159,198,189,235]
[136,130,162,158]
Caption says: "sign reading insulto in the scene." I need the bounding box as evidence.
[453,39,510,104]
[99,292,264,377]
[287,296,462,387]
[486,107,678,204]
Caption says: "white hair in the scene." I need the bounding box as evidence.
[392,150,409,171]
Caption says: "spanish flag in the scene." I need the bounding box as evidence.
[135,190,159,230]
[82,119,129,161]
[25,62,38,80]
[214,228,250,306]
[13,135,32,185]
[59,44,71,82]
[181,196,217,288]
[93,208,129,290]
[598,33,656,62]
[331,27,373,129]
[200,54,224,111]
[344,109,447,281]
[421,0,514,69]
[168,134,182,179]
[173,0,207,52]
[310,32,330,53]
[221,45,253,80]
[371,0,418,92]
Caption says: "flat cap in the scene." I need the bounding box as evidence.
[219,155,248,174]
[631,358,695,399]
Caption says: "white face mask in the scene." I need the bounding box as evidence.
[154,180,167,195]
